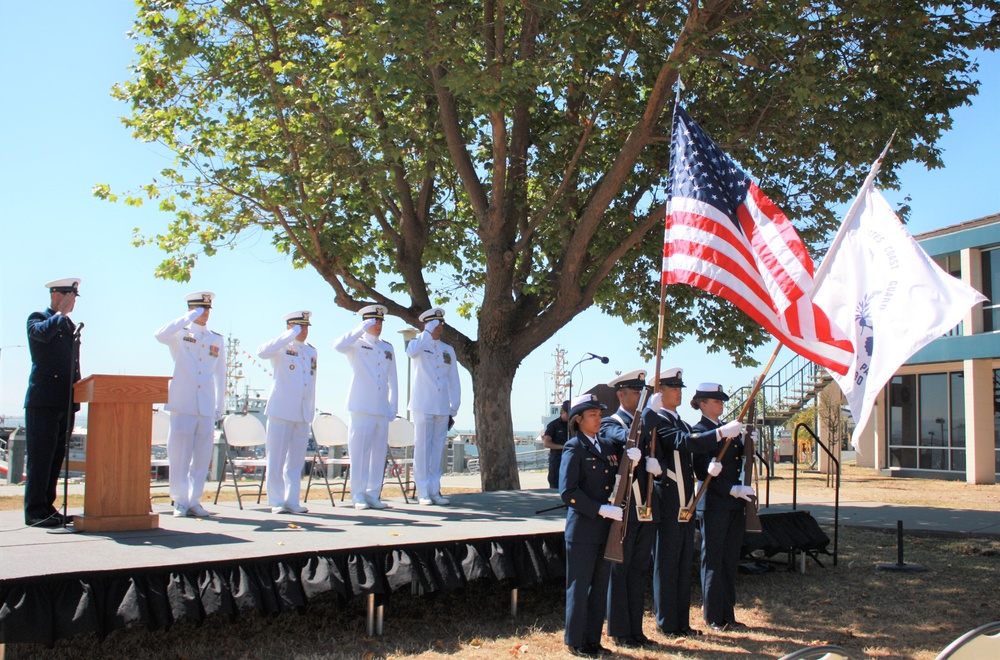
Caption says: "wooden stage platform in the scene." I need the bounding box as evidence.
[0,490,568,646]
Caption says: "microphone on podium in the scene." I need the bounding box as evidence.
[587,353,610,364]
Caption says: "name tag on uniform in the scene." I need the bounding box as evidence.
[361,345,372,351]
[209,345,220,357]
[183,335,196,343]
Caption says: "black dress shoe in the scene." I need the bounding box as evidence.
[26,515,62,528]
[588,644,613,656]
[614,637,639,648]
[658,628,683,638]
[567,646,597,658]
[708,622,728,632]
[727,621,749,629]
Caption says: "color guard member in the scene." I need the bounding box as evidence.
[560,393,640,658]
[23,278,82,528]
[640,368,742,637]
[406,307,460,505]
[691,382,755,631]
[154,292,227,518]
[601,369,658,649]
[334,304,398,510]
[258,311,318,514]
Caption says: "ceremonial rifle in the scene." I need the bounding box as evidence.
[742,381,763,533]
[679,346,780,522]
[604,387,648,564]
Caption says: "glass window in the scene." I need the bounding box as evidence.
[888,371,968,473]
[983,249,1000,333]
[889,375,918,467]
[994,369,1000,474]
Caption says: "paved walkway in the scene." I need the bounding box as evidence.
[3,469,998,537]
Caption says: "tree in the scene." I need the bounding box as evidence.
[98,0,999,489]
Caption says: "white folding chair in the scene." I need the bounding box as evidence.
[214,413,268,509]
[304,413,350,506]
[935,621,1000,660]
[386,417,416,503]
[150,409,171,504]
[777,644,850,660]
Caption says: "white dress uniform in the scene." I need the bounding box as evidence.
[406,308,461,504]
[333,305,398,509]
[258,312,318,514]
[154,293,227,516]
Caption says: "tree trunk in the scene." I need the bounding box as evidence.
[472,348,521,492]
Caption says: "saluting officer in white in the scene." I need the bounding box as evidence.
[258,311,318,514]
[154,292,227,518]
[406,307,461,505]
[333,304,398,510]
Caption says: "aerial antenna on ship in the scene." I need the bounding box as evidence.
[547,345,569,405]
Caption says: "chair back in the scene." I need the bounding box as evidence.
[777,644,850,660]
[388,418,415,449]
[151,410,170,447]
[936,621,1000,660]
[311,413,349,449]
[222,413,267,448]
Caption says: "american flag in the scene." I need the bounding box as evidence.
[663,106,853,375]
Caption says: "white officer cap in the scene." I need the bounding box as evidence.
[418,307,446,323]
[608,369,647,390]
[648,367,684,388]
[283,310,312,326]
[693,382,729,401]
[185,291,215,308]
[359,304,386,320]
[569,393,607,419]
[46,278,81,296]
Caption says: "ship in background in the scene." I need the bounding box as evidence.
[541,345,570,428]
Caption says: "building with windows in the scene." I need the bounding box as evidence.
[853,213,999,483]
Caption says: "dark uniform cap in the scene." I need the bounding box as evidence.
[608,369,647,390]
[46,278,81,296]
[693,382,729,401]
[649,367,684,388]
[569,393,607,419]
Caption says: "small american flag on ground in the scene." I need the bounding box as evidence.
[663,106,853,375]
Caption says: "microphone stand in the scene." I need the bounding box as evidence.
[567,354,599,400]
[50,321,83,535]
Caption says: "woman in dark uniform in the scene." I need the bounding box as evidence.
[691,382,756,631]
[559,393,639,658]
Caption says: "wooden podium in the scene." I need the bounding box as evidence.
[72,374,171,532]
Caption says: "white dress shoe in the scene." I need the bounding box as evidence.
[173,506,188,518]
[271,506,290,514]
[417,498,433,505]
[430,495,450,505]
[364,495,388,510]
[285,504,308,514]
[353,501,369,510]
[187,503,212,517]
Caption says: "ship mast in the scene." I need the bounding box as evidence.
[547,345,569,406]
[225,334,244,412]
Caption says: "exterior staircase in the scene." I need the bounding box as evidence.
[728,351,833,427]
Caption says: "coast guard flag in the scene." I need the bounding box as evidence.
[812,175,987,450]
[663,106,854,375]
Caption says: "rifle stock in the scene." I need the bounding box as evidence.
[604,388,648,563]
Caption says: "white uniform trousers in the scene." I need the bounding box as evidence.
[413,413,449,499]
[265,417,310,508]
[168,412,215,509]
[348,412,389,504]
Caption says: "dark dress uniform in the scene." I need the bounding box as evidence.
[600,406,657,645]
[544,414,568,489]
[23,308,81,524]
[560,425,621,652]
[641,406,719,635]
[692,415,747,628]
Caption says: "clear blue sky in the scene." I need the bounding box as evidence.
[2,4,998,432]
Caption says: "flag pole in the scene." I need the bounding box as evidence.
[678,342,781,522]
[814,130,898,286]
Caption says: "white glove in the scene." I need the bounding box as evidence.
[646,392,662,411]
[626,447,641,462]
[645,457,662,476]
[358,318,377,332]
[718,420,743,439]
[707,459,723,477]
[425,319,441,332]
[184,307,204,322]
[750,428,758,444]
[729,485,755,502]
[598,504,623,521]
[289,324,302,338]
